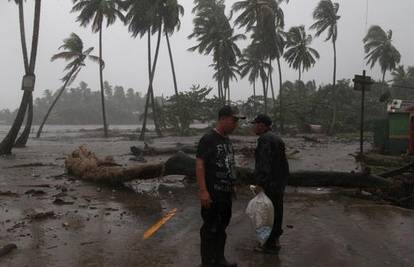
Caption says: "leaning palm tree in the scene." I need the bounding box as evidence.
[0,0,42,154]
[36,33,101,138]
[284,26,320,81]
[310,0,340,134]
[363,25,401,82]
[71,0,125,138]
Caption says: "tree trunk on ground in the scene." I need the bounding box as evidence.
[14,93,33,147]
[140,25,163,140]
[98,25,108,138]
[65,149,392,188]
[36,66,78,138]
[277,57,284,134]
[0,0,41,155]
[328,40,337,136]
[165,32,178,96]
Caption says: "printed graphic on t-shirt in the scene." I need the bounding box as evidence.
[215,143,236,184]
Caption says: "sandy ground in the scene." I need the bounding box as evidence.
[1,129,414,267]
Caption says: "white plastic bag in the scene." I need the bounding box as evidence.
[245,190,274,245]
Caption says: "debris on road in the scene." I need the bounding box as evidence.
[0,243,17,257]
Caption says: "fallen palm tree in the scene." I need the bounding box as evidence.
[66,146,391,188]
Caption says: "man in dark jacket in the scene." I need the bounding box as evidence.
[251,114,289,253]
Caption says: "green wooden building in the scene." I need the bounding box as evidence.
[374,100,413,155]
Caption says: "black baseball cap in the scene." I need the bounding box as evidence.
[218,105,246,120]
[250,114,272,127]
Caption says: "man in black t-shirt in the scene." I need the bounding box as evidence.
[196,106,245,267]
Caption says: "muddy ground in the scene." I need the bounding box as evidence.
[1,128,413,267]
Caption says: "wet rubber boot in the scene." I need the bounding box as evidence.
[215,234,237,267]
[201,229,216,267]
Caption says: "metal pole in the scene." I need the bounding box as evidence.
[360,70,366,155]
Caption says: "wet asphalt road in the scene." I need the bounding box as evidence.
[1,134,413,267]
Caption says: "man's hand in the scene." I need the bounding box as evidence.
[250,185,264,195]
[199,189,212,209]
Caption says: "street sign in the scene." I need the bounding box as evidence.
[21,74,36,91]
[353,74,373,91]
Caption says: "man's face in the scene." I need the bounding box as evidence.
[252,122,267,135]
[222,116,239,134]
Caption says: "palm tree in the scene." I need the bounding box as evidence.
[391,65,414,99]
[310,0,340,135]
[162,0,184,96]
[239,43,270,113]
[124,0,165,140]
[363,25,401,82]
[189,0,244,103]
[71,0,125,138]
[233,0,288,114]
[36,33,101,138]
[284,26,320,81]
[311,0,340,87]
[0,0,42,154]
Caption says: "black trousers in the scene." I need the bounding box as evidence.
[200,196,232,264]
[264,187,284,246]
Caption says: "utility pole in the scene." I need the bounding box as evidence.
[353,70,374,156]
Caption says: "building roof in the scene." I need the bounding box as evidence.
[388,99,414,113]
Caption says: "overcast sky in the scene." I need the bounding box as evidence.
[0,0,413,110]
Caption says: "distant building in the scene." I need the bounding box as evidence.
[374,99,414,155]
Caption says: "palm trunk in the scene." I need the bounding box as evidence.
[0,91,30,154]
[165,32,178,96]
[150,26,163,137]
[328,40,338,135]
[0,0,41,155]
[382,69,386,83]
[217,80,222,99]
[140,31,152,140]
[269,58,276,108]
[261,75,267,114]
[223,82,227,102]
[13,0,31,148]
[253,80,257,114]
[14,94,33,147]
[277,57,284,134]
[16,0,42,146]
[227,86,231,105]
[36,66,78,138]
[98,25,109,137]
[298,67,302,81]
[18,1,29,73]
[140,25,163,140]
